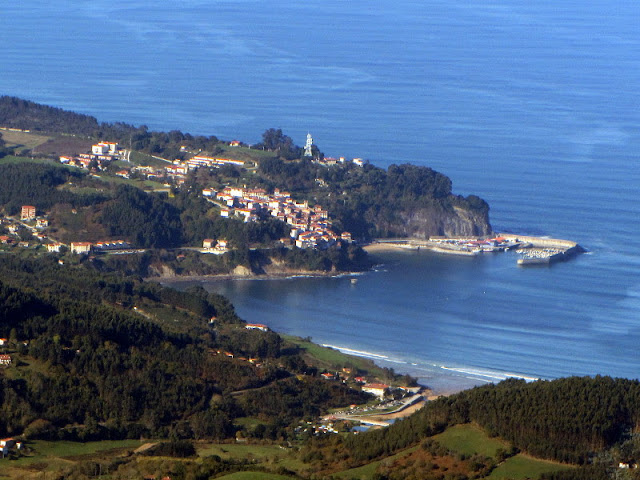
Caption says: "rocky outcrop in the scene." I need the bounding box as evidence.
[379,202,492,239]
[148,264,177,278]
[232,265,253,277]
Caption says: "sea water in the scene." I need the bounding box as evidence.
[2,0,639,392]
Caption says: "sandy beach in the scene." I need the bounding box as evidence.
[363,242,416,254]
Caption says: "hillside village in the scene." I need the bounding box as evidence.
[206,186,352,249]
[0,138,362,256]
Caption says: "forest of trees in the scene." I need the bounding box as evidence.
[0,256,371,443]
[100,185,183,248]
[303,376,640,469]
[0,163,106,215]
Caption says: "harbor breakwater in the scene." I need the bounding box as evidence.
[497,234,584,266]
[370,234,583,266]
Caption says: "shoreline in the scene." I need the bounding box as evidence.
[151,268,362,284]
[157,243,548,397]
[152,232,583,285]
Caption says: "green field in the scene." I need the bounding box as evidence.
[217,145,277,163]
[0,130,52,150]
[0,439,143,469]
[282,335,395,381]
[90,171,169,190]
[197,443,288,461]
[196,443,306,473]
[433,423,508,458]
[128,150,171,167]
[331,446,418,479]
[489,454,573,479]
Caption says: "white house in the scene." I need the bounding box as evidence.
[362,383,389,398]
[70,242,92,254]
[245,323,269,332]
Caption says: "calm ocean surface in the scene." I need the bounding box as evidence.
[2,1,639,392]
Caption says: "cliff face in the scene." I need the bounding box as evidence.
[379,203,492,239]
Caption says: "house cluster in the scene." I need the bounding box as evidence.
[321,372,390,397]
[209,349,262,367]
[59,142,122,170]
[164,156,245,183]
[206,186,352,249]
[19,205,48,229]
[245,323,269,332]
[202,238,229,255]
[313,156,365,167]
[320,370,418,400]
[0,222,132,254]
[64,240,132,255]
[0,208,51,249]
[122,156,247,185]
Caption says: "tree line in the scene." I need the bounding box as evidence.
[328,376,640,468]
[0,256,367,442]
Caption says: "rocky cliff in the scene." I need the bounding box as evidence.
[371,194,492,239]
[396,204,492,239]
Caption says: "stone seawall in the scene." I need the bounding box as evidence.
[498,234,578,249]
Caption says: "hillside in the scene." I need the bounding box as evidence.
[0,160,372,276]
[0,255,394,444]
[296,376,640,479]
[257,158,491,239]
[0,96,492,242]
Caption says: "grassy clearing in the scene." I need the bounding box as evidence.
[234,417,269,428]
[489,454,574,479]
[433,424,508,458]
[90,172,168,190]
[196,443,306,473]
[137,302,203,334]
[129,151,171,167]
[3,439,143,468]
[0,156,163,190]
[282,335,391,380]
[197,443,286,460]
[4,354,52,380]
[331,446,418,479]
[216,146,277,163]
[0,130,52,150]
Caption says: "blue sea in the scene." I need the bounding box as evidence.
[2,0,640,392]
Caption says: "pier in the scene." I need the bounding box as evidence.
[498,234,583,266]
[369,234,583,266]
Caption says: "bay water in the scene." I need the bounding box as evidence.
[2,0,639,392]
